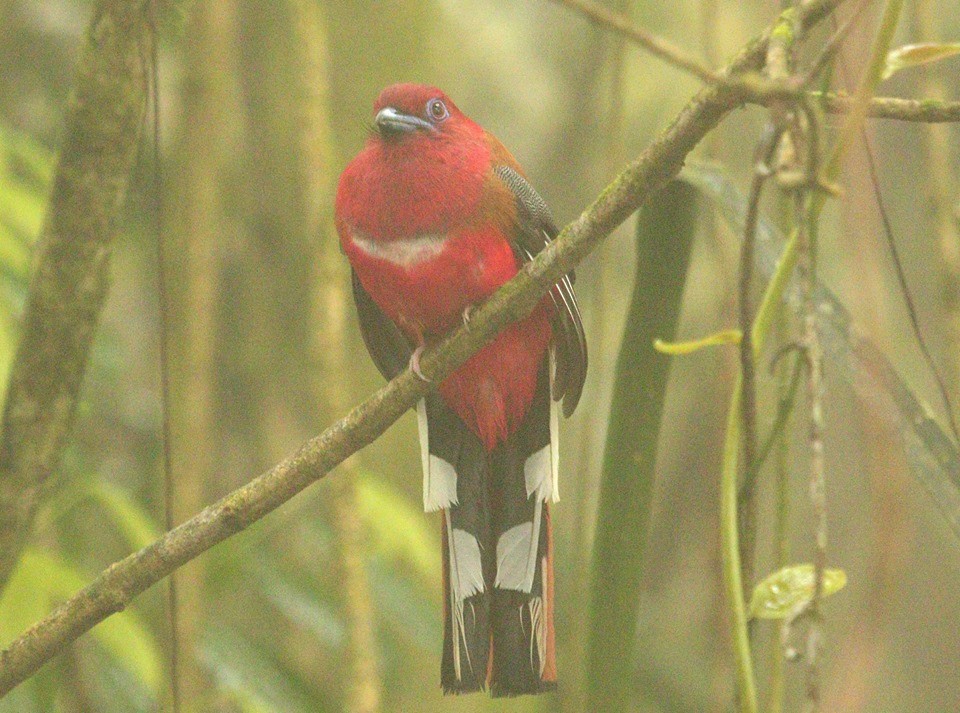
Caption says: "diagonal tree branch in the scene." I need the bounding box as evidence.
[0,1,150,594]
[0,0,847,696]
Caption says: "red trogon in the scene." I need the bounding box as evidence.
[335,83,587,697]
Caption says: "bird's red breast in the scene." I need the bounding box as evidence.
[335,84,552,449]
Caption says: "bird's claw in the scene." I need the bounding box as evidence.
[409,345,431,383]
[462,305,476,325]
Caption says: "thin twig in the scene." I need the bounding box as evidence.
[798,189,827,712]
[552,0,960,130]
[551,0,960,130]
[914,0,960,408]
[801,0,877,85]
[738,127,783,599]
[773,93,960,122]
[294,0,382,708]
[765,7,798,81]
[549,0,722,83]
[0,0,850,696]
[767,347,795,713]
[736,8,795,612]
[745,350,805,483]
[800,3,906,704]
[144,2,179,710]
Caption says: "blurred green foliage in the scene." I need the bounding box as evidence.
[0,548,161,693]
[588,181,698,712]
[1,1,960,712]
[0,124,46,409]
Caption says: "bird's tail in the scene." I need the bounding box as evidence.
[421,357,558,696]
[486,355,557,696]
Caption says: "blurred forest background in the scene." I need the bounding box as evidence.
[1,0,960,711]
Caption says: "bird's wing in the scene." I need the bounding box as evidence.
[351,268,412,381]
[492,163,587,417]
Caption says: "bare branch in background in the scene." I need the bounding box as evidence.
[294,0,382,709]
[801,0,877,85]
[549,0,721,83]
[0,0,150,594]
[817,93,960,122]
[797,189,828,710]
[161,1,239,708]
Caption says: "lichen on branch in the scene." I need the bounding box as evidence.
[0,1,150,593]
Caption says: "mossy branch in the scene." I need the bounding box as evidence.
[0,0,848,696]
[0,1,150,593]
[819,93,960,122]
[552,0,960,125]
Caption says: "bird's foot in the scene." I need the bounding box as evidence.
[462,304,477,325]
[409,345,431,383]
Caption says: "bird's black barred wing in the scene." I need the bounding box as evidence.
[494,164,587,417]
[351,269,412,381]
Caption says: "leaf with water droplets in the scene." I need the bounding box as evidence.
[749,564,847,619]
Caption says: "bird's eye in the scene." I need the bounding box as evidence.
[426,98,449,122]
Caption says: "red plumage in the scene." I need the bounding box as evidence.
[336,84,551,449]
[336,83,584,697]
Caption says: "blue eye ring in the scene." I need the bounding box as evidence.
[426,98,449,123]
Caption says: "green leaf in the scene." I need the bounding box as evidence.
[0,123,52,277]
[685,160,960,544]
[883,42,960,80]
[587,181,699,712]
[0,124,54,416]
[0,300,17,409]
[655,328,742,355]
[369,566,440,649]
[355,473,439,583]
[79,480,162,551]
[0,124,54,186]
[0,548,162,693]
[749,564,847,619]
[263,578,345,647]
[200,629,321,713]
[0,551,47,645]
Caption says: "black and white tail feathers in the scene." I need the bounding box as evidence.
[350,155,587,695]
[420,356,558,696]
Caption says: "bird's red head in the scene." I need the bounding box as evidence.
[371,83,467,142]
[337,84,492,239]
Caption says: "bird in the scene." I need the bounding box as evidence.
[335,83,586,697]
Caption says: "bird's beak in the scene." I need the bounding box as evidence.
[375,107,435,138]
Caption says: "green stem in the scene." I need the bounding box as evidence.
[820,0,906,203]
[745,352,804,484]
[721,376,756,713]
[752,228,800,348]
[766,338,794,713]
[722,220,801,713]
[722,7,904,701]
